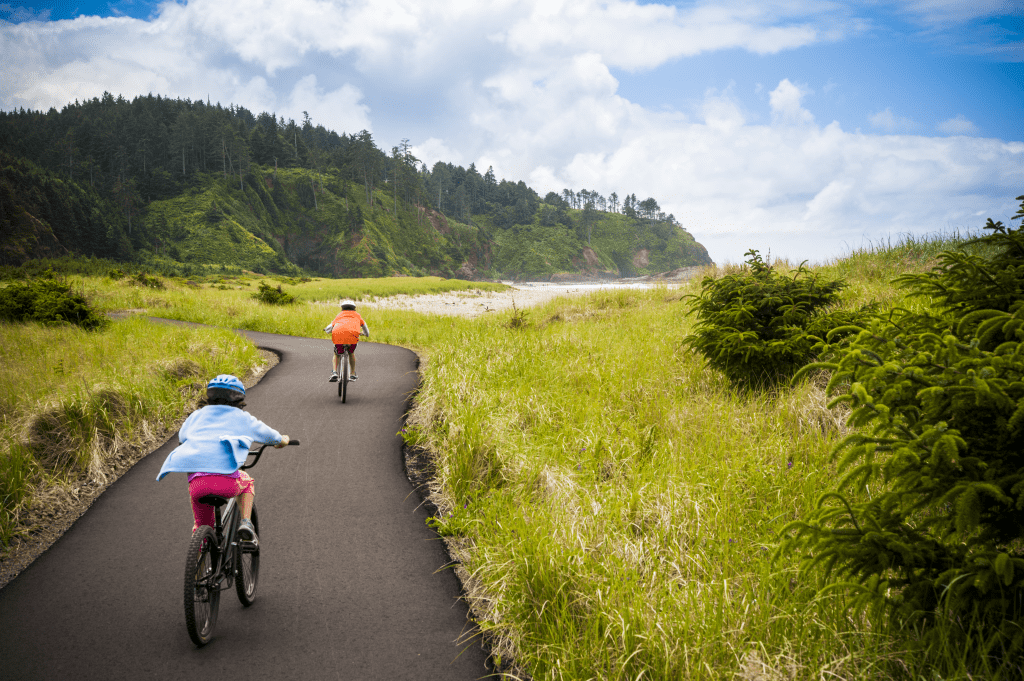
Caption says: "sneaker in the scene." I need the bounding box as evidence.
[329,371,339,382]
[238,518,258,543]
[349,374,358,381]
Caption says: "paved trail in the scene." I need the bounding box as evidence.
[0,330,491,680]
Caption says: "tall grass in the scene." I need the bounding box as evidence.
[0,318,265,546]
[73,274,496,350]
[408,289,896,679]
[402,232,1000,680]
[2,230,999,677]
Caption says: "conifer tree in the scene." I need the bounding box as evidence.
[783,195,1024,665]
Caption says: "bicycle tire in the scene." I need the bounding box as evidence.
[341,352,349,403]
[235,505,260,606]
[184,525,220,646]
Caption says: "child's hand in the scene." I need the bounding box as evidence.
[275,435,290,448]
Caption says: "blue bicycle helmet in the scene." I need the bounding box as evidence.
[207,374,245,395]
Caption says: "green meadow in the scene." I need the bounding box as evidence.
[1,233,1010,679]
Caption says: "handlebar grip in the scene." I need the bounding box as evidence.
[287,439,300,446]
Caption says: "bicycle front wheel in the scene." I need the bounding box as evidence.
[184,525,220,646]
[235,505,260,606]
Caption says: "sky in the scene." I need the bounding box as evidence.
[1,0,1022,265]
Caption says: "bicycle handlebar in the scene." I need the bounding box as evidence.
[240,439,300,470]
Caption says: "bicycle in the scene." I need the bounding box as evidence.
[333,331,367,403]
[183,439,300,646]
[335,344,351,403]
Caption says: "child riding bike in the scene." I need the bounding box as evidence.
[324,298,369,382]
[156,375,290,544]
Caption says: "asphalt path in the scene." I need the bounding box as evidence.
[0,329,492,680]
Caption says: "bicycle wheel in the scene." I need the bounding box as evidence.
[184,525,220,646]
[341,352,349,403]
[235,505,260,606]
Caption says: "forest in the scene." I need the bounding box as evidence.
[0,93,711,278]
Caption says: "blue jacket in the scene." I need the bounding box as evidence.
[156,405,283,481]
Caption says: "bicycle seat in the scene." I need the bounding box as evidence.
[196,495,229,507]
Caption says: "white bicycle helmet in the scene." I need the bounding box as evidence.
[340,298,356,310]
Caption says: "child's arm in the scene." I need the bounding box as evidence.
[360,322,369,338]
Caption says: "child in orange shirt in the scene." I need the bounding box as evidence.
[324,298,369,381]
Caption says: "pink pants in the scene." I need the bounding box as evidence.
[189,472,255,529]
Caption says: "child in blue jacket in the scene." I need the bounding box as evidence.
[157,375,289,542]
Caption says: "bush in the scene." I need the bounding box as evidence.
[782,196,1024,667]
[682,250,850,389]
[251,281,296,305]
[0,276,106,330]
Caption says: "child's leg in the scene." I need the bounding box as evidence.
[332,351,340,373]
[237,472,256,521]
[238,492,254,520]
[349,351,356,374]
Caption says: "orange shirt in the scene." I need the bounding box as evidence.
[330,310,365,344]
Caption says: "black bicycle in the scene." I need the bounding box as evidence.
[335,344,351,403]
[183,439,300,646]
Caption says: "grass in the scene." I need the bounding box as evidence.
[400,232,1007,680]
[407,288,891,679]
[1,231,1010,678]
[0,317,266,547]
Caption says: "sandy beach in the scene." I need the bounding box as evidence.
[360,281,673,318]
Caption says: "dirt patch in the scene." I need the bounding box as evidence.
[632,248,650,269]
[0,349,280,590]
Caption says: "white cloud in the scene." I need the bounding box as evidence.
[869,107,917,132]
[286,75,371,135]
[413,137,465,169]
[535,85,1022,264]
[937,114,980,135]
[769,79,814,125]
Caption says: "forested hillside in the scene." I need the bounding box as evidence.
[0,93,711,278]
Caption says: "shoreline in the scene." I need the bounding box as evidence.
[360,278,693,319]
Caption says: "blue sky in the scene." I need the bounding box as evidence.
[1,0,1021,265]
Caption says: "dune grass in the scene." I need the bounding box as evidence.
[400,232,1008,680]
[72,273,496,350]
[0,317,266,546]
[2,232,1007,678]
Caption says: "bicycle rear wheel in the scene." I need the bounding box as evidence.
[184,525,220,646]
[235,505,260,606]
[341,352,349,403]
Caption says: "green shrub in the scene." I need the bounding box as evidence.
[782,196,1024,668]
[251,281,296,305]
[130,272,164,289]
[682,250,849,389]
[0,276,106,330]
